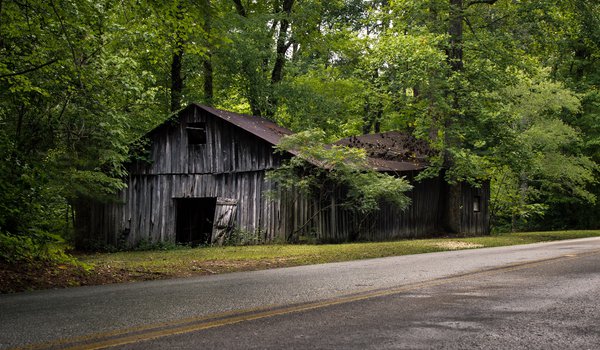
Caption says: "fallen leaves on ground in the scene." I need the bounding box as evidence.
[430,241,484,250]
[0,257,301,293]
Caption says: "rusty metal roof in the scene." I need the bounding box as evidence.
[149,105,431,172]
[193,103,293,145]
[193,106,431,172]
[148,103,293,146]
[335,131,433,172]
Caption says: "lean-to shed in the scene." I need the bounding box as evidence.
[75,104,489,247]
[336,131,490,239]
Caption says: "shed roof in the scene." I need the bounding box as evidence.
[335,131,433,172]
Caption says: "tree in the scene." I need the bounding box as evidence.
[267,129,412,240]
[0,0,160,261]
[486,71,597,230]
[129,0,214,112]
[2,0,599,262]
[223,0,296,117]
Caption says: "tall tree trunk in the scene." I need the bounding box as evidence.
[374,109,382,133]
[203,0,213,105]
[249,98,263,116]
[362,98,372,134]
[442,0,464,233]
[445,0,463,163]
[447,0,464,74]
[232,0,246,17]
[231,0,265,116]
[444,0,499,155]
[170,6,185,112]
[362,98,383,134]
[0,0,5,50]
[265,0,294,118]
[230,0,294,117]
[442,0,497,233]
[203,55,213,105]
[170,47,184,112]
[362,67,383,134]
[443,0,465,167]
[270,0,294,85]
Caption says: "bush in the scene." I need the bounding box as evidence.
[132,239,188,251]
[0,230,75,265]
[225,228,263,246]
[76,237,189,252]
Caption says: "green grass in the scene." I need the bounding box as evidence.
[79,230,600,277]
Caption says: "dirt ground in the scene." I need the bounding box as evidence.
[0,262,154,293]
[0,258,296,294]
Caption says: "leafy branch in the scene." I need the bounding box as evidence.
[267,129,413,240]
[0,59,58,79]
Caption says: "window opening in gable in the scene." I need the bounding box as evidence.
[187,122,207,145]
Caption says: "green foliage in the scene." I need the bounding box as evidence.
[490,166,548,232]
[276,70,366,135]
[1,0,599,262]
[0,0,163,262]
[225,228,264,246]
[268,129,412,215]
[484,70,598,230]
[78,237,188,253]
[0,230,76,264]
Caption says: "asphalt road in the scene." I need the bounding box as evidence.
[1,237,600,349]
[123,247,600,350]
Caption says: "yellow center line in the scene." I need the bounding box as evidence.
[13,249,600,350]
[16,306,273,350]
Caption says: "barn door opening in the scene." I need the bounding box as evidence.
[211,198,238,245]
[175,197,217,245]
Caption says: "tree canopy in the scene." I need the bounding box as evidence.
[1,0,599,260]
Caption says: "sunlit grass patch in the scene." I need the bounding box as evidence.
[79,230,600,277]
[5,230,600,293]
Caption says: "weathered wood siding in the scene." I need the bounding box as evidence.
[277,175,488,243]
[76,168,453,246]
[130,107,281,175]
[282,175,444,243]
[76,172,288,245]
[362,175,443,240]
[76,105,490,246]
[457,181,490,234]
[441,181,490,235]
[76,106,288,246]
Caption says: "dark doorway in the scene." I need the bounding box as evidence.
[175,197,217,245]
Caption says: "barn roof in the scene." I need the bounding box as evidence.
[191,103,293,145]
[148,104,431,172]
[147,103,294,146]
[189,106,432,172]
[335,131,433,172]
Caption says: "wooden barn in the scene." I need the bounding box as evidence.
[75,103,489,247]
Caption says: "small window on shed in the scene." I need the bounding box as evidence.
[473,196,481,212]
[187,122,206,145]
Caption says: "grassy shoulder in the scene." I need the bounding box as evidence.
[2,230,600,293]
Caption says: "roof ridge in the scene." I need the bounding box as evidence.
[191,103,294,146]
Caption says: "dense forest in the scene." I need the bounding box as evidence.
[1,0,599,261]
